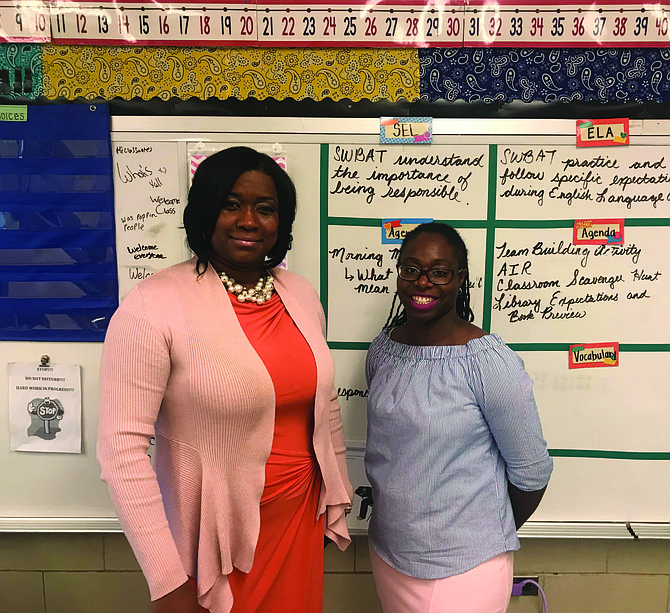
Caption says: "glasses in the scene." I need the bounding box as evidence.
[396,264,465,285]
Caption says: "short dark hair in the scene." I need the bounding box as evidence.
[385,222,474,328]
[183,146,297,273]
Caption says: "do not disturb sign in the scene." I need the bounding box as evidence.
[8,361,82,453]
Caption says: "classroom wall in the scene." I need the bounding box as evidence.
[1,533,669,613]
[4,20,670,613]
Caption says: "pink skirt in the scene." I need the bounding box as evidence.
[370,547,514,613]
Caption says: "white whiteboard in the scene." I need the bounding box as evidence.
[1,117,669,534]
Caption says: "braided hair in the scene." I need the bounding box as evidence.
[384,222,474,329]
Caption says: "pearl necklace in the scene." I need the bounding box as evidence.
[218,270,274,304]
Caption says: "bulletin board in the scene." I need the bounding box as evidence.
[1,116,669,538]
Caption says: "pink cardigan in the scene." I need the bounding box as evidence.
[97,259,352,613]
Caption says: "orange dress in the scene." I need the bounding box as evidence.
[192,291,324,613]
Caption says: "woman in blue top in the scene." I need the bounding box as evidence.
[365,222,552,613]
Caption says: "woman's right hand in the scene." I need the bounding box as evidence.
[151,581,200,613]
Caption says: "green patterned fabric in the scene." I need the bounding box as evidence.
[0,43,41,99]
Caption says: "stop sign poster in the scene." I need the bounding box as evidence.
[8,362,81,453]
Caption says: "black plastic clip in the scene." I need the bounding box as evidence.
[354,486,373,520]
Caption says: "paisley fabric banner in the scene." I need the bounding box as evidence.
[0,43,42,99]
[419,48,670,104]
[41,45,419,102]
[20,43,670,104]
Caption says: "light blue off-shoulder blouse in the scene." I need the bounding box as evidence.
[365,331,553,579]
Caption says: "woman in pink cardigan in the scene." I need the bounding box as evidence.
[97,147,352,613]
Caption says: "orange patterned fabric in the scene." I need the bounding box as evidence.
[41,44,419,102]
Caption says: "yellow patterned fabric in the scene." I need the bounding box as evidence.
[41,45,419,102]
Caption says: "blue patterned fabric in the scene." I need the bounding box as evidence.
[420,47,670,103]
[365,331,552,579]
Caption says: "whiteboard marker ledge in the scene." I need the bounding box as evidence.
[0,519,668,538]
[629,523,670,539]
[0,517,123,532]
[517,522,670,539]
